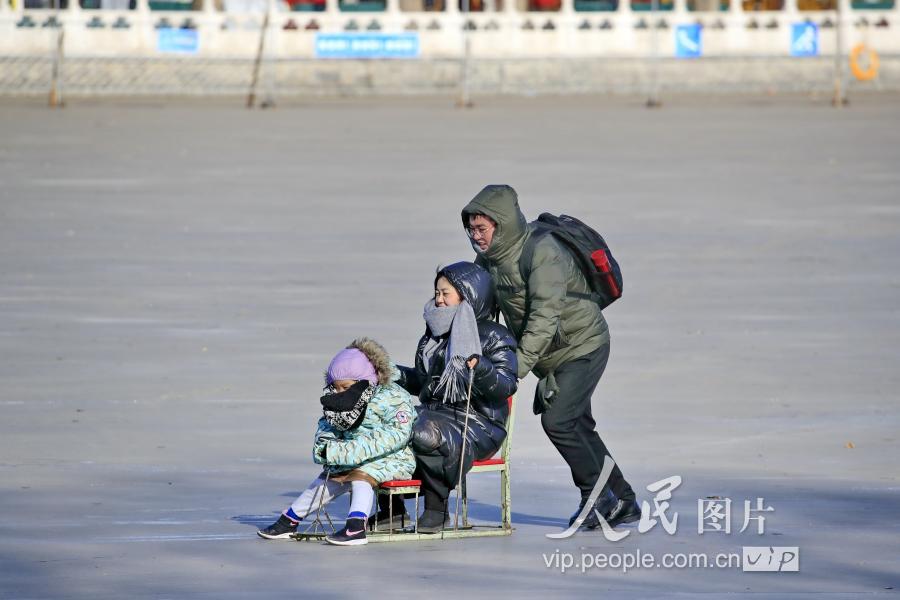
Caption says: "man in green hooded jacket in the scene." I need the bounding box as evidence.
[461,184,640,529]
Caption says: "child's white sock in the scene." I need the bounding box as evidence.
[348,480,375,519]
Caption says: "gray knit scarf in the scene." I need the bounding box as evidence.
[422,298,482,405]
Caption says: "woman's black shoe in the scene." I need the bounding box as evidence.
[417,509,450,534]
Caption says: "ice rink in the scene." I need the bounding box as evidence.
[1,94,899,599]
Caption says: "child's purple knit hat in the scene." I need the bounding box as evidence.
[326,348,378,385]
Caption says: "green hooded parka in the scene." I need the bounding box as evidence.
[461,185,609,380]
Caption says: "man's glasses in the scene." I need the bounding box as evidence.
[466,225,494,239]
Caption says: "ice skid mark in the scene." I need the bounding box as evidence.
[76,317,168,325]
[96,534,248,543]
[111,520,193,525]
[32,178,146,187]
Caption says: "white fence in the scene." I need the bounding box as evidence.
[1,0,898,59]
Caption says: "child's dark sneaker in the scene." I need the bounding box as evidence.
[257,514,299,540]
[325,517,368,546]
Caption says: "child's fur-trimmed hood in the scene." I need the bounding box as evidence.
[346,337,393,386]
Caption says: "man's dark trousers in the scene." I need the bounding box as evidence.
[539,342,636,502]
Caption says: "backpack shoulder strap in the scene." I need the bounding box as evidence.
[515,231,541,340]
[475,254,501,323]
[519,231,539,286]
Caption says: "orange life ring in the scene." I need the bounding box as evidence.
[849,44,879,82]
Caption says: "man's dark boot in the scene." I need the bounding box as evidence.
[568,486,618,529]
[605,498,642,528]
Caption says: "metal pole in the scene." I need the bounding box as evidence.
[832,0,846,106]
[647,0,661,107]
[49,0,64,108]
[457,0,473,107]
[247,3,270,109]
[453,367,476,531]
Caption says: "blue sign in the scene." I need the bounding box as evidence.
[790,22,819,57]
[315,33,420,60]
[675,24,702,59]
[157,29,199,54]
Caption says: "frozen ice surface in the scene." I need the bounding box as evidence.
[1,95,898,599]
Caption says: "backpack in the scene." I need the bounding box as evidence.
[519,213,623,314]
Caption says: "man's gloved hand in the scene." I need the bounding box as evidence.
[534,372,560,415]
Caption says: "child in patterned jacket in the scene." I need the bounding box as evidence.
[257,338,416,546]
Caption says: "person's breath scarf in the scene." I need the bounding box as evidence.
[422,299,481,405]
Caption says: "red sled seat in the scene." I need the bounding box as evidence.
[472,458,504,467]
[380,479,421,488]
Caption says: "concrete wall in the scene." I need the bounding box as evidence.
[1,54,897,96]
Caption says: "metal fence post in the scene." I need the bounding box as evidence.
[247,0,271,108]
[48,0,65,108]
[458,0,473,107]
[832,0,847,106]
[647,0,662,107]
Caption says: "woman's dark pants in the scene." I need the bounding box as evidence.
[411,407,505,512]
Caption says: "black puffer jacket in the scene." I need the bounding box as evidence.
[399,262,519,501]
[399,262,518,428]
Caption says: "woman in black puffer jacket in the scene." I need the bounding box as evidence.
[379,261,518,533]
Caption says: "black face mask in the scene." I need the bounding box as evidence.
[320,380,372,431]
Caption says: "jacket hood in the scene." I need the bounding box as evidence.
[435,261,495,322]
[345,338,393,386]
[461,184,528,260]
